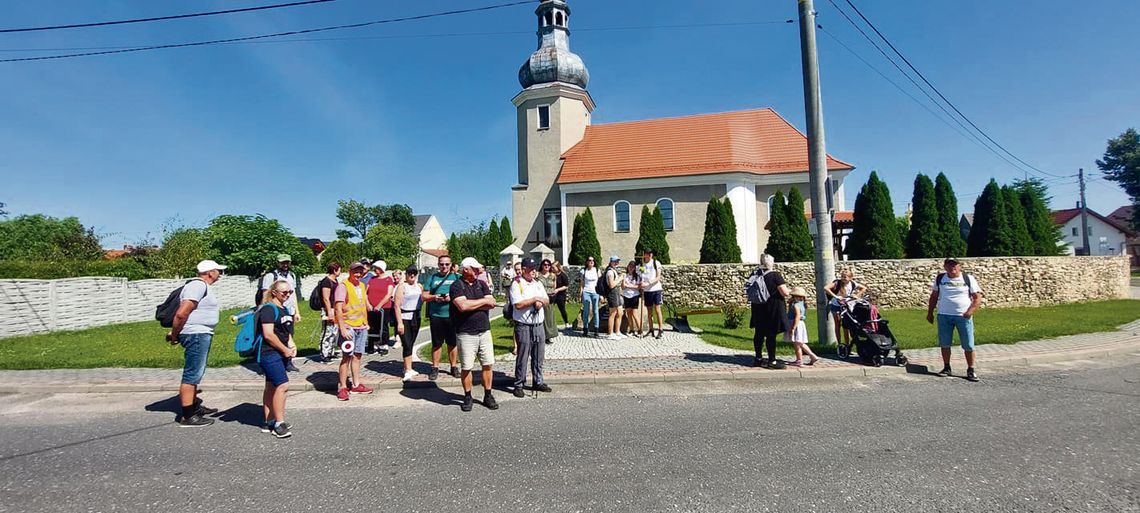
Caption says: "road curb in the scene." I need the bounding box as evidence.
[2,338,1137,395]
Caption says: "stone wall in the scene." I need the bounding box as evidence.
[561,256,1131,309]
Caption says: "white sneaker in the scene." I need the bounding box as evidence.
[402,370,420,381]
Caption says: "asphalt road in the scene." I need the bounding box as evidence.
[1,360,1138,512]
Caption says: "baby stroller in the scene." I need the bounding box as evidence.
[836,297,907,367]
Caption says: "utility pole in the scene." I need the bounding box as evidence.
[797,0,836,345]
[1079,167,1091,255]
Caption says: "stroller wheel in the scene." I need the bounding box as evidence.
[871,355,883,367]
[896,355,908,366]
[837,344,850,359]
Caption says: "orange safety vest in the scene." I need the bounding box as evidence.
[339,280,368,328]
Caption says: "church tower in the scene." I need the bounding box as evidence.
[511,0,594,254]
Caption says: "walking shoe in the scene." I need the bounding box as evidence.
[193,403,218,416]
[178,413,215,427]
[461,395,473,412]
[534,383,552,393]
[402,369,420,381]
[350,384,374,395]
[377,347,389,356]
[966,368,979,382]
[450,367,461,378]
[272,422,292,439]
[806,358,819,366]
[655,330,663,339]
[767,360,786,370]
[285,361,300,372]
[513,387,526,398]
[755,357,768,368]
[483,391,499,410]
[429,367,440,381]
[260,421,273,433]
[937,366,952,377]
[336,388,350,401]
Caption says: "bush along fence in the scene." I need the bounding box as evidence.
[0,274,325,339]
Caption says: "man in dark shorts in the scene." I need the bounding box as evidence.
[746,253,791,369]
[422,254,460,381]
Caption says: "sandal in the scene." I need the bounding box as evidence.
[806,358,819,366]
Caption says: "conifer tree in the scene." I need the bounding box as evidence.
[763,190,792,261]
[699,197,742,263]
[847,172,904,259]
[635,206,671,263]
[486,219,502,254]
[934,172,966,257]
[1001,185,1033,255]
[1014,179,1064,256]
[719,197,742,263]
[498,216,514,249]
[782,187,815,262]
[568,208,602,265]
[968,179,1014,256]
[906,174,942,258]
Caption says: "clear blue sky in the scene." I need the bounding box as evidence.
[1,0,1136,248]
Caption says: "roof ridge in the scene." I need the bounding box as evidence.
[590,107,775,128]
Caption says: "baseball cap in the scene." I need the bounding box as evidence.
[349,261,367,271]
[196,260,227,273]
[373,260,387,271]
[276,253,291,262]
[610,255,621,262]
[460,257,483,269]
[521,257,538,269]
[405,265,419,275]
[943,258,961,266]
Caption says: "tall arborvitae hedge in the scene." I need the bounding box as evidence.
[568,208,602,265]
[906,173,942,258]
[968,179,1014,256]
[635,206,671,263]
[699,197,742,263]
[934,172,966,257]
[782,187,815,262]
[1001,185,1033,256]
[848,172,904,259]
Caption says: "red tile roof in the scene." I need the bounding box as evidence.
[422,248,449,258]
[557,108,854,184]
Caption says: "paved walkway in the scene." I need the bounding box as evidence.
[1,318,1138,393]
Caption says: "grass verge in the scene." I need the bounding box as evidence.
[689,300,1140,355]
[418,303,584,362]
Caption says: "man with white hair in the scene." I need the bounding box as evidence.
[449,257,500,412]
[166,260,226,427]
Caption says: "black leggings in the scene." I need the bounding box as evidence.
[753,329,778,361]
[553,298,569,324]
[399,314,420,359]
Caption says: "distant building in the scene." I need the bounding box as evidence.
[510,0,854,263]
[297,237,325,255]
[1052,207,1135,256]
[959,213,974,242]
[1107,206,1139,267]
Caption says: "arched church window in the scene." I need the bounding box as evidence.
[614,201,630,233]
[545,12,553,26]
[555,12,564,26]
[656,198,675,231]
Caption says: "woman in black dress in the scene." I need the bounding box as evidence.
[748,254,791,369]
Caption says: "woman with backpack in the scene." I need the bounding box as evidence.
[580,256,601,337]
[621,261,643,338]
[258,280,298,438]
[394,266,423,382]
[746,254,790,369]
[312,261,342,363]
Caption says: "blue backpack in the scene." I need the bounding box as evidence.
[233,304,280,362]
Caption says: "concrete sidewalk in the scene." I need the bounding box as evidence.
[1,319,1137,394]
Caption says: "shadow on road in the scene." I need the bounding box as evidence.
[681,352,754,367]
[215,402,263,428]
[399,383,463,406]
[305,371,339,395]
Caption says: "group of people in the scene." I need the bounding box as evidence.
[165,247,983,434]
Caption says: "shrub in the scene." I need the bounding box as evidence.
[569,208,601,265]
[721,304,744,329]
[0,259,156,280]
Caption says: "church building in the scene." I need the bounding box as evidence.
[511,0,856,263]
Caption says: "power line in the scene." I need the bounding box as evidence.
[0,0,537,63]
[0,0,334,34]
[0,20,794,53]
[840,0,1064,179]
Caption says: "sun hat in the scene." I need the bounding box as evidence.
[790,286,808,297]
[196,260,227,273]
[460,257,483,269]
[373,260,387,271]
[276,253,291,262]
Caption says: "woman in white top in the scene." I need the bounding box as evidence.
[824,268,867,347]
[621,262,643,337]
[580,256,602,338]
[394,266,424,381]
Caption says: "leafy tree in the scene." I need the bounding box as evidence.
[499,216,515,249]
[1014,178,1065,255]
[361,224,418,271]
[377,204,416,232]
[0,214,103,261]
[568,208,602,265]
[151,228,209,278]
[906,174,942,258]
[967,180,1014,257]
[635,206,670,264]
[699,197,741,263]
[203,214,317,276]
[446,233,461,258]
[847,172,904,259]
[335,199,383,241]
[320,239,360,269]
[1001,185,1033,255]
[1096,128,1140,231]
[446,222,500,265]
[782,187,814,262]
[934,173,966,257]
[0,202,7,218]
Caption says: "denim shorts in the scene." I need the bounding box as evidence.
[259,350,289,387]
[179,333,212,385]
[937,314,975,351]
[341,328,367,355]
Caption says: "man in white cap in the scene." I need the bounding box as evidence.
[166,260,226,427]
[258,253,301,324]
[449,256,499,412]
[511,257,552,397]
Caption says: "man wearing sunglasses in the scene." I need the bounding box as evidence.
[422,255,460,381]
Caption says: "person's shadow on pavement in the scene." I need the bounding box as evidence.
[399,383,463,407]
[215,402,263,428]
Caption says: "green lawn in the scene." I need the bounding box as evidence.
[0,308,328,370]
[419,303,584,361]
[689,300,1140,355]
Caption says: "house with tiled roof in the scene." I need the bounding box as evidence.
[510,0,854,263]
[1052,207,1136,257]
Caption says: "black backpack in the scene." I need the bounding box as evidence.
[934,272,973,292]
[597,268,614,297]
[308,278,328,311]
[155,279,201,328]
[256,270,302,306]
